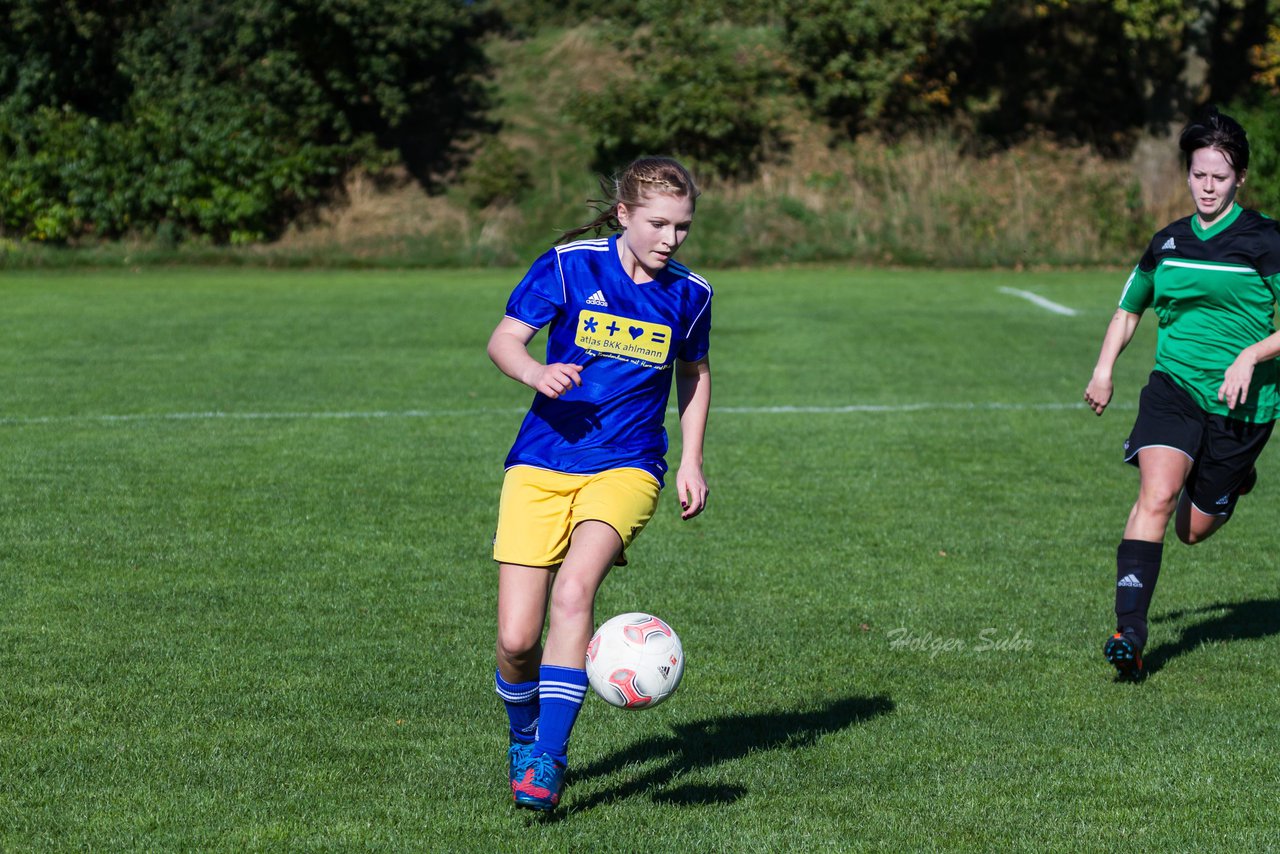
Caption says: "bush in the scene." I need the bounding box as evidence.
[460,139,534,208]
[1227,91,1280,216]
[1234,24,1280,215]
[489,0,613,33]
[569,3,787,180]
[782,0,1274,152]
[0,89,353,243]
[490,0,784,33]
[0,0,493,243]
[782,0,993,134]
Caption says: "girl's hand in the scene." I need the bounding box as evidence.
[1219,348,1258,410]
[1084,375,1113,416]
[675,464,708,520]
[526,362,583,399]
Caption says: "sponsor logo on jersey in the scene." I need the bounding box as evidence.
[585,289,609,307]
[577,311,672,364]
[1161,237,1176,251]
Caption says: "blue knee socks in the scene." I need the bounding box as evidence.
[495,670,539,745]
[531,665,588,765]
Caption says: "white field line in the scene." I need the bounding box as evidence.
[713,402,1104,413]
[997,286,1078,316]
[0,400,1127,427]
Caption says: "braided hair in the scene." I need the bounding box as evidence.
[557,157,700,244]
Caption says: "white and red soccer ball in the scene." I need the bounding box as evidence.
[585,612,685,709]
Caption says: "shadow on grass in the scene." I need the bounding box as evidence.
[1146,598,1280,676]
[555,694,894,815]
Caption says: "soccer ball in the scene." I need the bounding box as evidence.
[585,612,685,709]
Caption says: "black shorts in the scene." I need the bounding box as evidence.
[1124,371,1274,516]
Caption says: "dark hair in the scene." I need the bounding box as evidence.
[557,157,700,244]
[1179,107,1249,173]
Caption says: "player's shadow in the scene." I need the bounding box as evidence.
[561,694,894,814]
[1145,598,1280,676]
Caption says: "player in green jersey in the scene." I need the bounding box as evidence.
[1084,108,1280,681]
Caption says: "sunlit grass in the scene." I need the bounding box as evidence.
[1,267,1275,850]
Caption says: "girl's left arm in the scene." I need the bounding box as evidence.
[1220,330,1280,410]
[674,356,711,520]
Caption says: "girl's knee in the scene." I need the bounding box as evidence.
[1136,489,1179,518]
[1176,517,1224,546]
[496,620,541,664]
[549,579,594,620]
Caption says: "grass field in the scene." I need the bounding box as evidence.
[2,266,1278,851]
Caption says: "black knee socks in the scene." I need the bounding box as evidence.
[1115,538,1164,650]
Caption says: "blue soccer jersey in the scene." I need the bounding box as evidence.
[502,234,713,485]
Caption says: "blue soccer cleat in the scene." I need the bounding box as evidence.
[512,752,565,811]
[1104,631,1146,682]
[507,741,534,792]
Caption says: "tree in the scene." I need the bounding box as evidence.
[782,0,1274,152]
[568,0,787,180]
[0,0,494,242]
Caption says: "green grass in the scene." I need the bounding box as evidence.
[2,266,1277,850]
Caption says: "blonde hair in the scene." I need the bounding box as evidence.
[557,157,700,244]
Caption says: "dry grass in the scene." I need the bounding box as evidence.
[266,27,1187,269]
[277,169,469,255]
[697,105,1179,267]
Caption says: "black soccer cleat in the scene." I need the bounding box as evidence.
[1104,631,1146,682]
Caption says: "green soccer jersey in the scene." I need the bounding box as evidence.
[1119,204,1280,423]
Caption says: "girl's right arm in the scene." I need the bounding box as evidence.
[1084,308,1142,416]
[487,316,583,400]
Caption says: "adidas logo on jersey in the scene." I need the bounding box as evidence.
[585,290,609,307]
[1161,237,1176,251]
[1117,573,1143,588]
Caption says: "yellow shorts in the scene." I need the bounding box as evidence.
[493,466,661,568]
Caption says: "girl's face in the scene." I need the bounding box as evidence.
[616,192,695,279]
[1188,146,1244,226]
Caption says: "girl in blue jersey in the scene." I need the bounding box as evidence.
[486,157,712,811]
